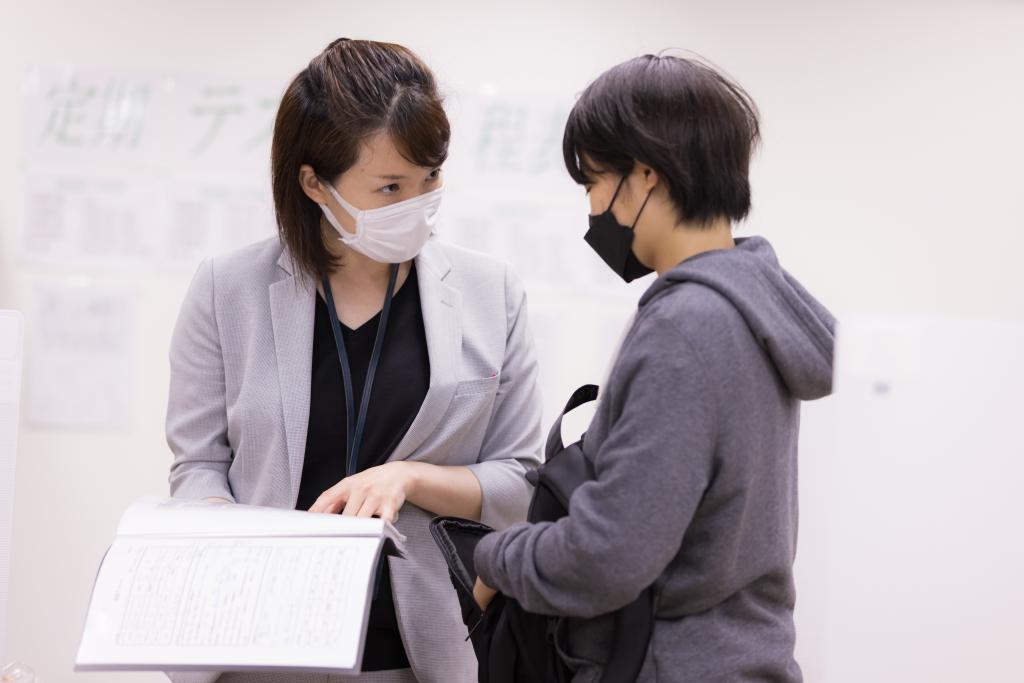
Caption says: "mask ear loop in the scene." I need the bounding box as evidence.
[607,175,627,212]
[631,189,654,229]
[319,177,364,243]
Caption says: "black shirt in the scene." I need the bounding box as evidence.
[296,263,430,672]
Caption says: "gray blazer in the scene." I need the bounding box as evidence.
[165,236,543,683]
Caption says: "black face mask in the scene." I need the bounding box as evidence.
[584,176,654,283]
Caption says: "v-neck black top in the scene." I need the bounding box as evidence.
[296,263,430,672]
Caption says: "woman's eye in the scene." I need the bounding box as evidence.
[427,168,441,181]
[379,183,400,195]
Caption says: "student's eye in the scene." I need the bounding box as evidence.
[427,168,442,181]
[379,183,400,195]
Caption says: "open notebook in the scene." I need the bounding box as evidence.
[75,496,405,674]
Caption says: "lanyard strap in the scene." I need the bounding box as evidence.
[321,264,400,477]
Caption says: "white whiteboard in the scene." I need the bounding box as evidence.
[818,315,1024,681]
[0,310,25,662]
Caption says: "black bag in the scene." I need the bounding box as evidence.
[430,385,654,683]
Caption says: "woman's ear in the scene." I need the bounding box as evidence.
[299,164,329,204]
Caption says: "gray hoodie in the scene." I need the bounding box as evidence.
[474,236,835,682]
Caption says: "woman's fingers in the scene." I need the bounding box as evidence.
[355,495,382,518]
[313,468,406,519]
[341,487,367,516]
[377,503,397,523]
[310,480,349,514]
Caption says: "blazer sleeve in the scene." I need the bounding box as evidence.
[166,258,235,502]
[464,265,543,530]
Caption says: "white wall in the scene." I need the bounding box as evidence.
[1,1,1022,681]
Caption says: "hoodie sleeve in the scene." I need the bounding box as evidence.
[473,312,717,618]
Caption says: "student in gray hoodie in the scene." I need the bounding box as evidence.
[471,54,836,682]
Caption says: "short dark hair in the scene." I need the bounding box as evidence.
[563,54,760,225]
[271,38,450,277]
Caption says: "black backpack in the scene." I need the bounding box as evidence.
[430,385,655,683]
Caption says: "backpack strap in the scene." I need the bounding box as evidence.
[544,384,599,456]
[527,385,600,492]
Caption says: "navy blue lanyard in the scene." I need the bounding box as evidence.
[321,264,400,477]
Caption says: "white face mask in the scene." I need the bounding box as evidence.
[318,181,444,264]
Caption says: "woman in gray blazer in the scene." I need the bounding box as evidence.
[165,39,542,683]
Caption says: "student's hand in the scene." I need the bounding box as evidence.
[473,577,498,611]
[309,461,417,522]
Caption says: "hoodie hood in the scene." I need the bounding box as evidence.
[640,236,835,400]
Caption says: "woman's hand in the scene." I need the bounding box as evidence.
[309,461,417,522]
[473,577,498,611]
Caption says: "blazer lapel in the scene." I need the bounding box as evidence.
[389,238,462,462]
[268,250,315,505]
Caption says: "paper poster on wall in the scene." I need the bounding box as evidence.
[159,182,277,269]
[22,67,285,270]
[26,282,135,429]
[22,171,159,266]
[163,75,283,181]
[23,67,173,172]
[24,67,282,180]
[22,173,277,271]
